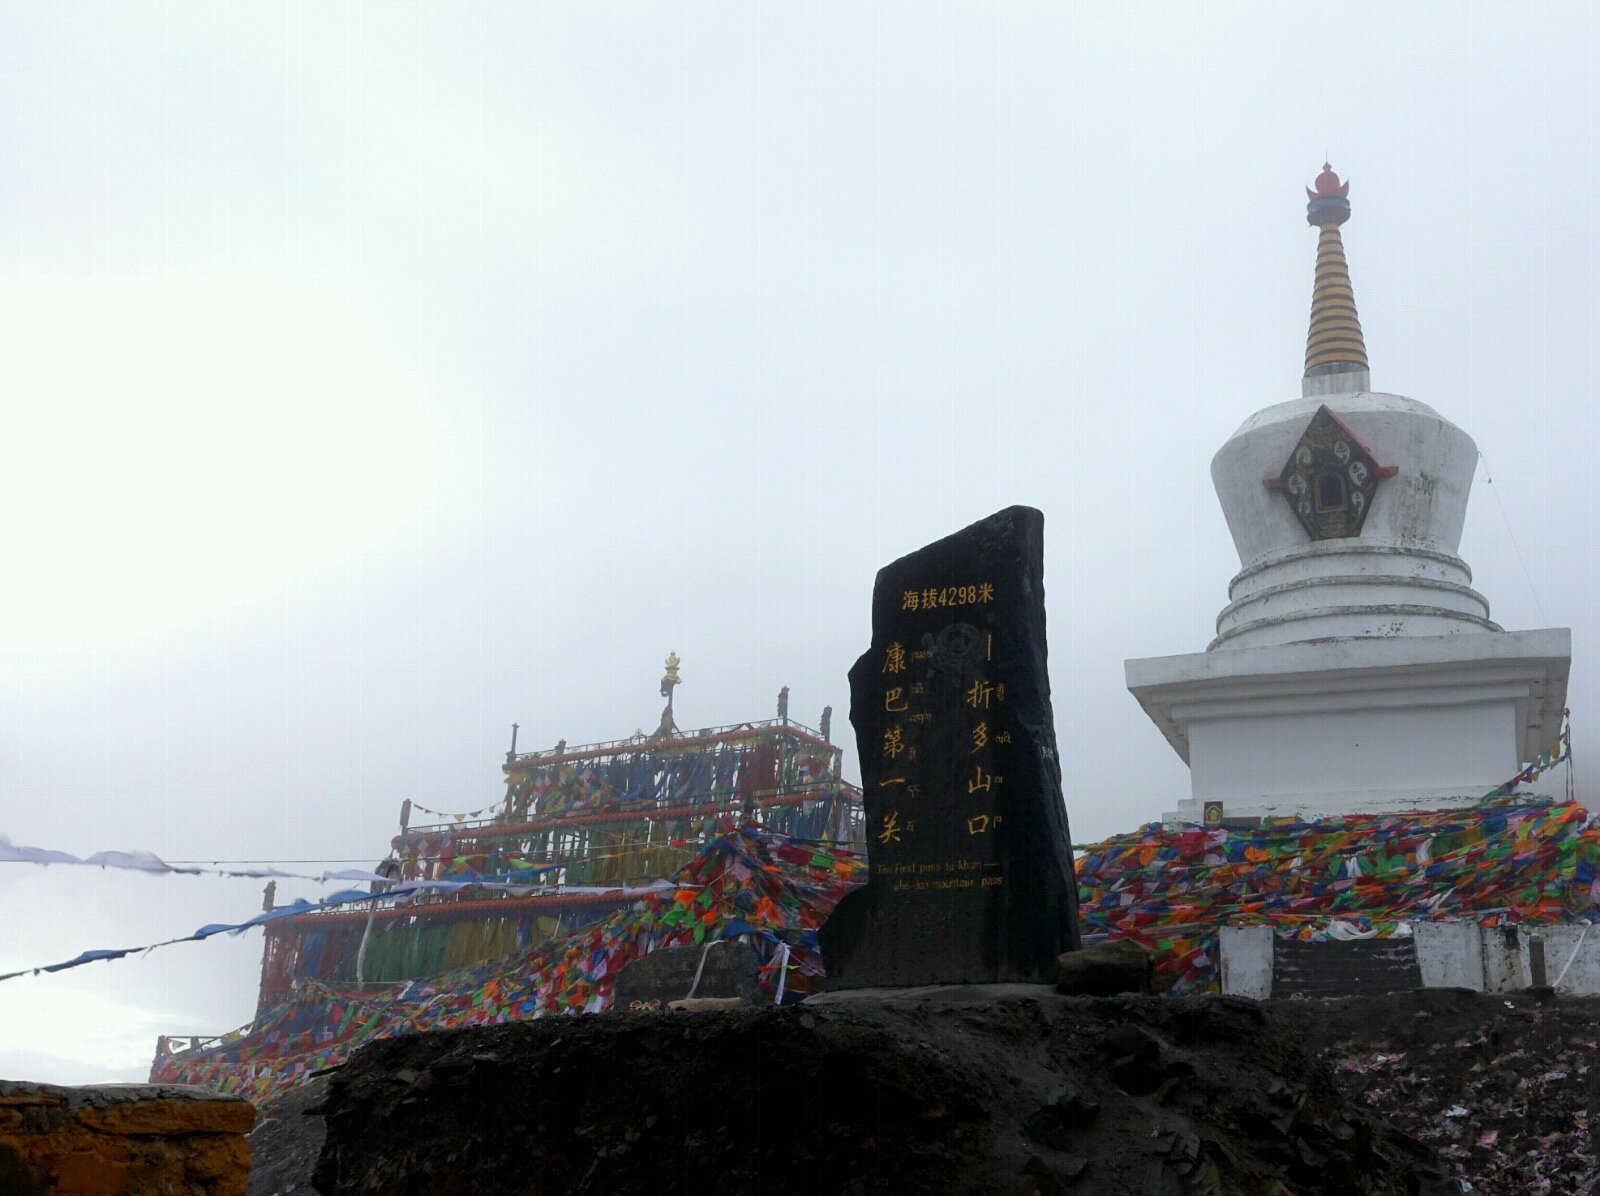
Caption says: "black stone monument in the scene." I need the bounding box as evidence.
[819,506,1080,987]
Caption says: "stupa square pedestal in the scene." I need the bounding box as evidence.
[1127,629,1569,822]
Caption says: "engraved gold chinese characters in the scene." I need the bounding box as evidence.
[901,582,994,612]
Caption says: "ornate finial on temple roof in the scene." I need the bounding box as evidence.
[652,652,682,740]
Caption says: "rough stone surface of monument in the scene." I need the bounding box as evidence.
[820,505,1079,988]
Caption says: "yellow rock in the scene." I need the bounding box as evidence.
[0,1081,254,1196]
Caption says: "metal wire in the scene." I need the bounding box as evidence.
[1478,448,1550,625]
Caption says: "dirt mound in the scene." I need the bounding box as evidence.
[310,985,1448,1195]
[1276,988,1600,1195]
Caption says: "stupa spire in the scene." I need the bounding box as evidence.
[1303,163,1369,390]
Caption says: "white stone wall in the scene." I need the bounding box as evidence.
[1218,922,1600,996]
[1414,921,1486,990]
[1539,926,1600,992]
[1481,927,1528,992]
[1219,925,1274,998]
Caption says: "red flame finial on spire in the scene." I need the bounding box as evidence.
[1308,164,1350,201]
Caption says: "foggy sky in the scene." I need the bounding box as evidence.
[3,1,1597,1084]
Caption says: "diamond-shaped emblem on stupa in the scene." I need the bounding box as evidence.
[1268,405,1396,540]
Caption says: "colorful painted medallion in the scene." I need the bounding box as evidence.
[1269,405,1395,540]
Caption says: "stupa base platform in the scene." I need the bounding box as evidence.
[1127,629,1569,822]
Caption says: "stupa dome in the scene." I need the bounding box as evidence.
[1211,390,1492,649]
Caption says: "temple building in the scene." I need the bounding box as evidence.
[1125,166,1571,823]
[152,659,865,1102]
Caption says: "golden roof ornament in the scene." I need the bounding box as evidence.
[651,651,682,740]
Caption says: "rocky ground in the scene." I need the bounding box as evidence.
[245,989,1600,1195]
[1276,989,1600,1195]
[303,986,1450,1195]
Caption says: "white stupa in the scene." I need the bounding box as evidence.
[1127,165,1570,822]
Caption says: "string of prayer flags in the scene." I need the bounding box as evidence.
[0,834,390,885]
[408,798,507,822]
[3,878,677,983]
[1482,719,1573,799]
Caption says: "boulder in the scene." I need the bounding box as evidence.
[1054,939,1155,996]
[612,941,764,1010]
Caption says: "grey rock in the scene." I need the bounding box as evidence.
[1054,939,1155,997]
